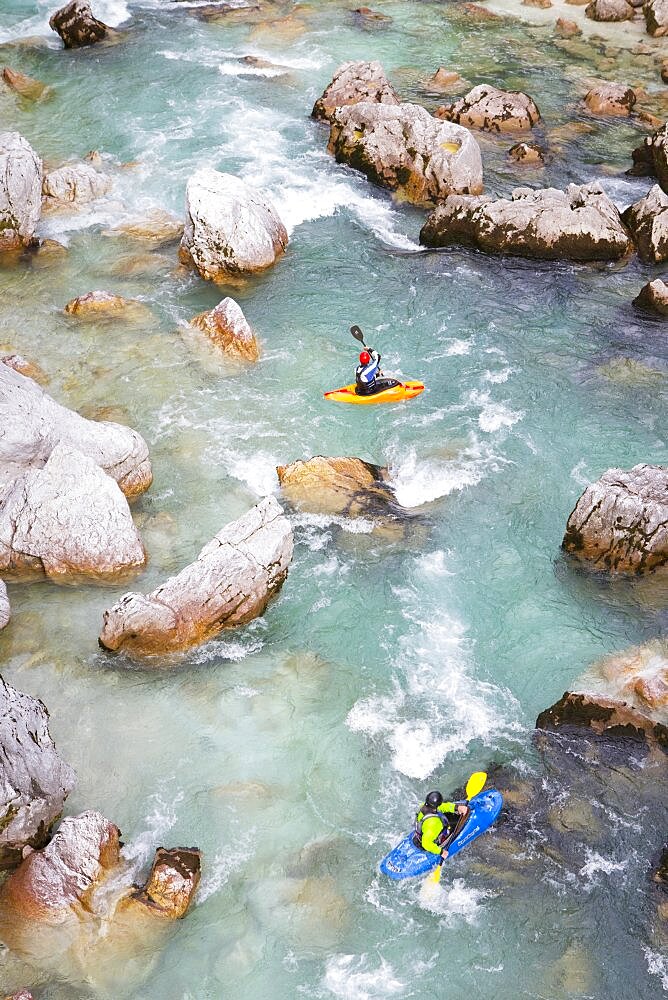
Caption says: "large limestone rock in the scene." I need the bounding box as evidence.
[189,296,259,361]
[312,60,399,123]
[584,82,636,117]
[562,464,668,574]
[644,0,668,35]
[0,132,42,251]
[622,184,668,262]
[0,810,200,986]
[633,278,668,315]
[585,0,634,19]
[49,1,110,47]
[420,183,632,261]
[328,102,483,206]
[179,168,288,282]
[436,84,541,132]
[99,496,293,656]
[0,444,146,583]
[0,364,152,497]
[42,162,112,210]
[276,456,405,522]
[0,675,76,869]
[536,692,668,751]
[628,122,668,194]
[0,580,8,629]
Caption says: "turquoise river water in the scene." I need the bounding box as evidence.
[0,0,667,997]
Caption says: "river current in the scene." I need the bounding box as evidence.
[0,0,667,997]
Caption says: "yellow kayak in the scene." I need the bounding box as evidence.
[324,381,425,405]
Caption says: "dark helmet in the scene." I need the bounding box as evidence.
[359,351,370,365]
[425,790,443,810]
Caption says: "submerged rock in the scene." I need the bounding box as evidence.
[0,443,146,583]
[1,353,47,384]
[352,6,393,28]
[0,132,42,251]
[0,579,8,629]
[555,16,582,35]
[328,101,483,205]
[422,67,468,94]
[0,675,76,869]
[311,60,399,123]
[536,691,668,751]
[436,84,541,132]
[420,182,631,261]
[49,1,110,47]
[0,810,200,986]
[2,67,50,101]
[508,141,545,164]
[99,496,293,656]
[4,992,35,1000]
[584,81,636,116]
[644,0,668,34]
[633,277,668,315]
[562,463,668,574]
[180,168,288,281]
[104,209,184,245]
[587,639,668,718]
[189,297,259,361]
[64,289,148,319]
[42,162,112,210]
[628,122,668,193]
[622,184,668,262]
[585,0,634,19]
[0,365,152,497]
[276,456,405,522]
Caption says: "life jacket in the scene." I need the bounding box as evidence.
[413,805,449,849]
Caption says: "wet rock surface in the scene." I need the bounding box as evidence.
[2,67,50,101]
[420,182,631,261]
[49,1,110,48]
[42,162,112,210]
[0,579,8,629]
[622,184,668,262]
[99,495,293,656]
[508,141,545,164]
[584,81,636,116]
[628,121,668,193]
[643,0,668,34]
[180,168,288,281]
[126,847,201,919]
[583,639,668,719]
[189,296,259,361]
[64,289,147,318]
[585,0,634,19]
[436,84,541,131]
[633,277,668,314]
[535,691,668,750]
[311,59,399,123]
[104,209,184,245]
[562,463,668,574]
[0,132,42,251]
[0,675,76,869]
[327,101,483,205]
[0,443,147,583]
[0,365,152,497]
[276,456,406,522]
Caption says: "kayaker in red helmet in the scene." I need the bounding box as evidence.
[353,328,400,397]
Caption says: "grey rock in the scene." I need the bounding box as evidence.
[628,122,668,193]
[585,0,634,19]
[0,443,146,583]
[179,169,288,281]
[0,579,8,629]
[0,132,42,250]
[0,674,76,869]
[49,0,110,47]
[622,184,668,262]
[643,0,668,34]
[42,162,112,209]
[584,81,636,117]
[328,101,483,206]
[562,463,668,574]
[420,182,631,261]
[437,84,541,131]
[633,278,668,315]
[312,60,399,123]
[99,496,293,656]
[0,364,152,497]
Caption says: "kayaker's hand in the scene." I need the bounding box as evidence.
[440,848,448,860]
[456,804,468,815]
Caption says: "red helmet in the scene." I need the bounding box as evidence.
[359,351,370,365]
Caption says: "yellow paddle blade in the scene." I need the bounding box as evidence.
[429,861,443,884]
[465,771,487,800]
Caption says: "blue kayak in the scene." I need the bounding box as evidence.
[379,790,503,880]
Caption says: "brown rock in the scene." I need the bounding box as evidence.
[2,67,50,101]
[276,456,404,522]
[555,16,583,34]
[562,463,668,574]
[508,141,545,164]
[585,0,634,19]
[189,296,259,361]
[103,210,184,246]
[460,3,502,18]
[638,110,665,129]
[522,0,552,8]
[536,691,668,750]
[594,639,668,716]
[1,353,48,384]
[126,847,201,919]
[351,6,393,27]
[49,0,110,48]
[312,60,399,123]
[662,60,668,85]
[584,81,636,116]
[633,278,668,315]
[437,84,541,132]
[628,122,668,193]
[3,991,34,1000]
[422,67,467,94]
[64,290,149,320]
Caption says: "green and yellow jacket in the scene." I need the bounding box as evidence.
[413,801,458,854]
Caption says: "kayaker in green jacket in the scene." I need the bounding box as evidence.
[413,791,469,856]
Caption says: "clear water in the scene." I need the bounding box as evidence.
[0,0,667,997]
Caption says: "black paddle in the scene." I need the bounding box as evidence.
[350,325,367,348]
